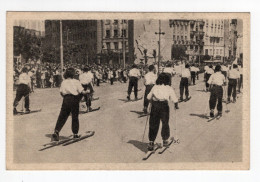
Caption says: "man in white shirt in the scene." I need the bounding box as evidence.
[79,67,94,112]
[190,64,197,85]
[143,65,157,114]
[179,64,191,102]
[163,63,176,86]
[146,73,179,151]
[207,65,226,117]
[205,65,214,91]
[13,67,31,114]
[127,64,141,100]
[227,64,240,103]
[238,64,243,93]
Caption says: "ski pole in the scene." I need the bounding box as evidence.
[173,107,180,144]
[142,103,151,143]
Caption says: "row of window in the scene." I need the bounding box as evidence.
[105,29,127,38]
[105,41,128,50]
[205,49,223,55]
[105,20,127,25]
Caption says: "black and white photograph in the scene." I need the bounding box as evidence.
[6,12,250,170]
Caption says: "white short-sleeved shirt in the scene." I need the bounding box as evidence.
[144,72,157,85]
[79,72,93,85]
[205,68,214,75]
[207,72,225,86]
[147,85,178,103]
[19,73,31,85]
[128,68,141,77]
[181,68,191,78]
[190,66,197,72]
[163,67,176,75]
[60,79,84,96]
[228,69,240,79]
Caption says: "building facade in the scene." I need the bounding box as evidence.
[44,20,102,64]
[169,19,205,62]
[101,19,134,65]
[203,19,225,60]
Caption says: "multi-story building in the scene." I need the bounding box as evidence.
[13,25,43,64]
[203,19,225,61]
[44,20,102,64]
[101,19,134,65]
[169,19,205,62]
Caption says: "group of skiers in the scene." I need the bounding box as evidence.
[13,60,243,151]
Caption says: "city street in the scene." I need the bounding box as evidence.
[13,74,242,163]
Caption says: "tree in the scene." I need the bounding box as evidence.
[171,45,187,60]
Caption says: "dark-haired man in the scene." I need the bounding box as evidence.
[13,67,31,114]
[227,64,240,103]
[179,64,191,102]
[207,64,226,117]
[143,65,157,114]
[127,64,141,100]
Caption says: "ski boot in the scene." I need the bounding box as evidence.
[143,107,148,114]
[233,97,236,103]
[52,131,59,141]
[163,140,171,147]
[210,109,214,118]
[13,108,18,115]
[24,109,31,114]
[127,96,130,101]
[73,134,80,139]
[227,97,231,104]
[147,141,154,151]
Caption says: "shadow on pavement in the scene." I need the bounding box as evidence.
[45,134,70,140]
[127,140,148,153]
[130,110,145,115]
[190,113,209,119]
[195,90,208,93]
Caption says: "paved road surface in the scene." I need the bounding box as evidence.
[13,74,242,163]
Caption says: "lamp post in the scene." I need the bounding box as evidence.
[60,20,64,78]
[155,20,165,74]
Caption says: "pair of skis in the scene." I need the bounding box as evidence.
[14,109,42,116]
[207,114,222,122]
[142,138,180,160]
[39,131,95,151]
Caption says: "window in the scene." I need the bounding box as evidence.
[106,42,110,50]
[185,36,187,40]
[106,30,110,38]
[173,35,176,40]
[114,20,118,24]
[121,29,126,37]
[181,25,183,31]
[114,42,118,50]
[185,25,187,31]
[114,29,118,37]
[121,20,127,24]
[205,49,208,55]
[105,20,110,25]
[220,49,222,55]
[216,49,219,55]
[190,45,193,49]
[181,36,183,40]
[177,36,179,40]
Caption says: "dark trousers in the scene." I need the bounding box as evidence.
[128,77,138,98]
[96,79,100,86]
[209,85,223,112]
[143,85,154,108]
[55,94,80,134]
[228,79,237,99]
[82,84,93,108]
[196,72,199,80]
[191,71,196,85]
[238,75,243,92]
[205,73,211,89]
[165,73,172,86]
[149,101,170,142]
[179,77,189,99]
[110,78,114,85]
[221,71,227,79]
[13,84,30,110]
[122,76,127,83]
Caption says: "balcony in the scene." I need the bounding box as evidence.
[190,20,195,25]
